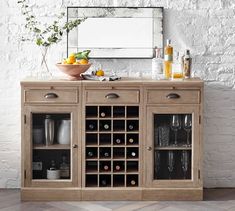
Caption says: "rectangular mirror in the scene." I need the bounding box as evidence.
[67,7,163,58]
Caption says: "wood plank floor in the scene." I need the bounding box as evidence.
[0,189,235,211]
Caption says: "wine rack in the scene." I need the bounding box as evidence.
[85,106,139,187]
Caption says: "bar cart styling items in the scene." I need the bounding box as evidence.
[18,0,86,79]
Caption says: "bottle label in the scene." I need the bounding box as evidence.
[164,55,173,61]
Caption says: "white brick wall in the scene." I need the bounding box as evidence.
[0,0,234,188]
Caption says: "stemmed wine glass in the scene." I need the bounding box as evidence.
[181,150,189,179]
[154,151,160,179]
[167,151,175,179]
[170,115,181,146]
[183,114,192,146]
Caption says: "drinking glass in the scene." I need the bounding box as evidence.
[170,115,181,146]
[183,115,192,146]
[167,151,175,179]
[154,151,160,178]
[181,150,189,179]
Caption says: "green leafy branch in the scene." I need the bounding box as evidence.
[18,0,86,47]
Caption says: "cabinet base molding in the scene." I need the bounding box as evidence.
[21,188,203,201]
[21,188,82,201]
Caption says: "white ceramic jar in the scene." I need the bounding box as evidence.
[57,119,71,145]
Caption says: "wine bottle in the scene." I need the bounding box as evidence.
[115,138,121,144]
[103,165,109,171]
[87,151,94,157]
[128,124,134,130]
[100,112,106,117]
[131,152,136,157]
[101,179,107,186]
[104,152,110,157]
[130,179,136,186]
[88,123,95,130]
[32,155,43,179]
[128,138,134,144]
[103,124,109,130]
[115,165,121,171]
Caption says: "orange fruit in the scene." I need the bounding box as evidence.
[96,69,104,76]
[79,59,88,65]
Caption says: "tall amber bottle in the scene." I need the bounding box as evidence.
[164,39,173,79]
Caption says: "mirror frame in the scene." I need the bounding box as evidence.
[67,6,164,59]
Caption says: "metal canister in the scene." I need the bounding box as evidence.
[44,115,54,146]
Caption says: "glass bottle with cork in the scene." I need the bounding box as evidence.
[164,39,173,79]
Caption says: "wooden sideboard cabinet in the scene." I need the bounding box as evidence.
[21,78,203,201]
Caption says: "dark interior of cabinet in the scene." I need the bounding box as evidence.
[32,149,70,180]
[154,150,192,180]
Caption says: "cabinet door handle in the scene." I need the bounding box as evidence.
[166,93,180,99]
[105,93,119,99]
[44,93,58,99]
[72,144,78,148]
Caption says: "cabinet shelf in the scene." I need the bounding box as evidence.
[33,144,70,150]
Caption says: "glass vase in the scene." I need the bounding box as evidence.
[36,46,52,79]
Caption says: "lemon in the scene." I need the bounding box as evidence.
[62,59,67,64]
[66,57,76,64]
[79,59,88,65]
[73,61,80,65]
[96,69,104,76]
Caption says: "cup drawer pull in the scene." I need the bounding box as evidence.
[166,93,180,99]
[105,93,120,99]
[44,93,58,99]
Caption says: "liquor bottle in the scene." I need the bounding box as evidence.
[164,39,173,79]
[32,155,43,179]
[172,51,183,80]
[59,155,70,179]
[182,49,192,79]
[152,47,164,80]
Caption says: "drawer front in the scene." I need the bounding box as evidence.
[85,90,139,104]
[147,90,200,104]
[24,88,78,104]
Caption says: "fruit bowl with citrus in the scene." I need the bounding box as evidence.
[56,50,92,79]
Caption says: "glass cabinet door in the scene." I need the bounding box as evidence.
[146,106,200,188]
[24,106,79,188]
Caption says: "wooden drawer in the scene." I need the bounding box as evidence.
[24,88,78,104]
[85,89,139,104]
[146,89,200,104]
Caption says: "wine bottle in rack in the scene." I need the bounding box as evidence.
[101,179,107,186]
[115,138,121,144]
[128,138,134,144]
[114,163,124,171]
[131,152,136,157]
[104,152,110,157]
[128,124,134,130]
[87,151,94,158]
[104,124,109,130]
[130,179,136,186]
[88,124,95,130]
[100,112,106,118]
[103,165,109,171]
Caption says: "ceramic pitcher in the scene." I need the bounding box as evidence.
[58,119,71,145]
